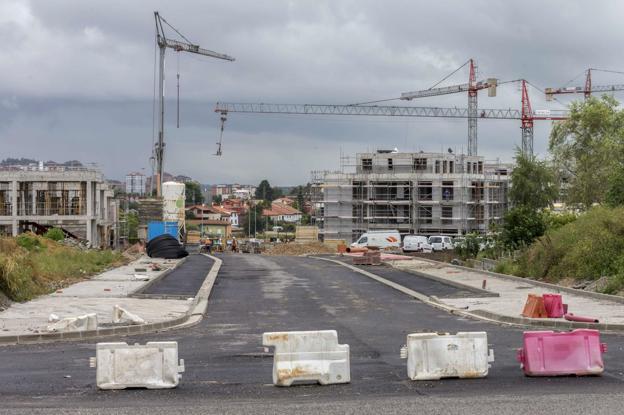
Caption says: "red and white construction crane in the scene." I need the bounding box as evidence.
[153,11,234,196]
[545,68,624,101]
[400,59,498,156]
[521,80,567,155]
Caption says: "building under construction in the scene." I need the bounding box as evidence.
[311,150,512,242]
[0,164,117,247]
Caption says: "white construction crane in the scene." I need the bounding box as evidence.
[153,11,234,196]
[214,102,568,155]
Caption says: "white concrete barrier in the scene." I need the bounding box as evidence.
[90,341,184,389]
[262,330,350,386]
[400,331,494,380]
[46,313,98,332]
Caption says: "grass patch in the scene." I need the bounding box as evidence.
[0,234,126,302]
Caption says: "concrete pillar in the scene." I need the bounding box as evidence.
[86,181,93,246]
[11,180,18,236]
[31,187,37,215]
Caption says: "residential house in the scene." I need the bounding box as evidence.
[263,202,303,223]
[211,204,239,227]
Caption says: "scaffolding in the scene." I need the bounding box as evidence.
[311,151,511,242]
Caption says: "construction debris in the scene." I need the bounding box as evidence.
[47,313,98,332]
[262,242,335,256]
[113,305,145,325]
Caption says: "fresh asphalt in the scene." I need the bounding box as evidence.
[140,255,214,297]
[1,253,624,414]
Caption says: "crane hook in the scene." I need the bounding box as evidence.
[215,111,227,156]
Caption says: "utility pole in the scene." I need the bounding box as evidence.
[153,11,234,197]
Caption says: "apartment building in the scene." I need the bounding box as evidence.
[311,150,511,242]
[0,164,117,247]
[125,172,146,195]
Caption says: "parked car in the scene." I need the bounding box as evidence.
[402,235,433,253]
[351,230,401,249]
[428,235,453,251]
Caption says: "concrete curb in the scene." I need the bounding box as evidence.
[383,261,499,298]
[311,256,624,335]
[415,257,624,304]
[0,254,222,346]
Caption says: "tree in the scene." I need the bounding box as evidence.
[509,149,558,211]
[606,166,624,207]
[549,95,624,208]
[185,181,204,205]
[255,180,274,201]
[212,194,223,204]
[500,206,547,250]
[296,188,305,212]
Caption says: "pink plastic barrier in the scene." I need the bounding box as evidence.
[517,329,606,376]
[564,313,599,323]
[543,294,565,318]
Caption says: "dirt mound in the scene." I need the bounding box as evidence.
[263,242,336,256]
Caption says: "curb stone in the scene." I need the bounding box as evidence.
[0,254,221,346]
[311,256,624,335]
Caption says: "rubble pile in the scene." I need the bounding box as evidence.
[262,242,336,256]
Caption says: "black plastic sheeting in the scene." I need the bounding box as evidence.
[146,234,189,259]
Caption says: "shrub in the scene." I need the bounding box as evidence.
[515,206,624,282]
[43,227,65,241]
[454,233,480,259]
[15,233,43,250]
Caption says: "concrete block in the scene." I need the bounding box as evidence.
[46,313,98,332]
[113,305,146,325]
[262,330,350,386]
[91,341,184,389]
[401,331,494,380]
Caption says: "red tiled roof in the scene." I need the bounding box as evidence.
[262,203,302,217]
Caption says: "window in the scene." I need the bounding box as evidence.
[442,181,454,201]
[414,158,427,171]
[417,181,432,201]
[449,160,454,174]
[358,236,368,244]
[443,160,448,174]
[435,160,441,174]
[362,158,372,171]
[388,158,393,170]
[418,206,432,224]
[442,206,453,225]
[478,161,483,174]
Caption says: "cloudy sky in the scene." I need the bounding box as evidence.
[2,1,624,185]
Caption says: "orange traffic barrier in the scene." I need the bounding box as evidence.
[521,294,548,318]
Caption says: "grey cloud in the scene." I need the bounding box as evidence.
[1,0,621,184]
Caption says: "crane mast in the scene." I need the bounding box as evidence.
[153,11,234,197]
[400,59,497,156]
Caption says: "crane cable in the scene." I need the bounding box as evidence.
[177,52,180,128]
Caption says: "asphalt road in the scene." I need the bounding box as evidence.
[1,254,624,414]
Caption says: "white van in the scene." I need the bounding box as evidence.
[351,230,401,249]
[428,235,453,251]
[402,235,433,253]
